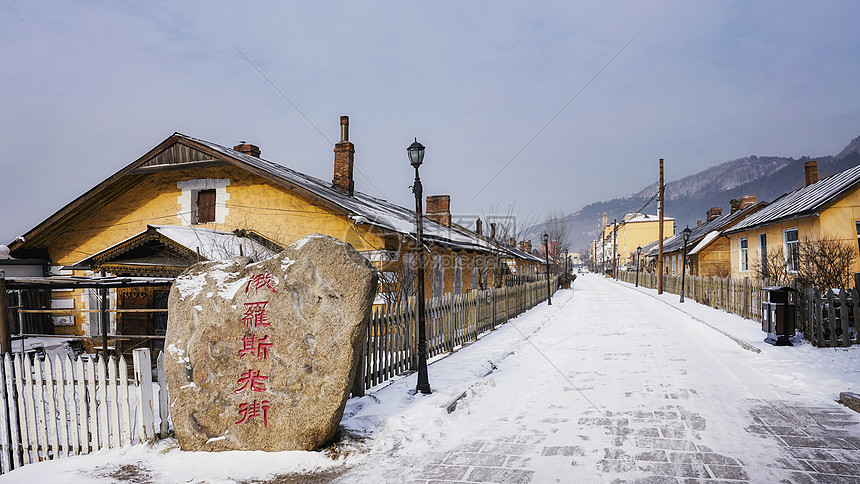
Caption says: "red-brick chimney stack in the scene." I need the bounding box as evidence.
[234,141,261,158]
[804,160,819,186]
[475,218,483,236]
[333,116,355,196]
[426,195,451,226]
[706,207,722,222]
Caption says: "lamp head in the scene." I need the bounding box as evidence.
[407,138,425,168]
[682,225,692,243]
[542,233,549,243]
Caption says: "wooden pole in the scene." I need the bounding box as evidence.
[0,278,11,355]
[658,158,665,294]
[612,219,618,279]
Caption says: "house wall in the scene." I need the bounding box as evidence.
[611,219,675,267]
[726,216,820,280]
[45,164,391,341]
[48,165,387,267]
[697,237,732,277]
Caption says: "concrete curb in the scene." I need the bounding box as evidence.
[840,392,860,413]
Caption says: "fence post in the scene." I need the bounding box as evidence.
[132,348,155,442]
[156,351,170,438]
[351,312,368,397]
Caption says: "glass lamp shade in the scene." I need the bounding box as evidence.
[407,139,425,167]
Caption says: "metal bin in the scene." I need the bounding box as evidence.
[761,286,796,346]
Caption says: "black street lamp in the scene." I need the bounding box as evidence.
[542,233,552,305]
[680,226,692,303]
[635,246,641,287]
[408,138,431,394]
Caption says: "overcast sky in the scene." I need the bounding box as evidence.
[2,1,860,246]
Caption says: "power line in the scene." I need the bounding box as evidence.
[469,35,637,205]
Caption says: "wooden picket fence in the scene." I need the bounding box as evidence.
[353,277,558,394]
[0,348,170,474]
[618,271,857,347]
[803,287,858,347]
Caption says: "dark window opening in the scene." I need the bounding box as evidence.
[195,189,216,224]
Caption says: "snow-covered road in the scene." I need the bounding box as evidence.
[3,273,858,483]
[336,273,860,483]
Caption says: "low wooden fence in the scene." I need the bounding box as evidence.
[803,287,858,347]
[0,348,169,474]
[617,271,857,347]
[353,277,559,394]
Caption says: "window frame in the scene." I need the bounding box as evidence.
[784,228,799,273]
[739,237,749,272]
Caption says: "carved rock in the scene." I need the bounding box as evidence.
[165,234,376,451]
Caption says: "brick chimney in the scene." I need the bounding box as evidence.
[234,141,261,158]
[333,116,355,196]
[804,160,818,186]
[425,195,451,226]
[697,220,702,226]
[740,195,757,209]
[706,207,722,222]
[475,218,483,236]
[730,198,742,214]
[490,223,497,240]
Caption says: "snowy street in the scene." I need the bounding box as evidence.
[3,273,859,483]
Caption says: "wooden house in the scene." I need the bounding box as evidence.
[7,117,524,356]
[722,161,860,283]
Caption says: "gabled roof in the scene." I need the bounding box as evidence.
[10,133,499,257]
[726,163,860,234]
[647,201,767,256]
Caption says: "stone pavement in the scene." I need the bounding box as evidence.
[404,276,860,483]
[412,399,860,483]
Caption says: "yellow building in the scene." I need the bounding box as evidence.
[659,196,766,277]
[8,117,525,356]
[595,213,675,272]
[722,161,860,284]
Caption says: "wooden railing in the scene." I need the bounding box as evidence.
[353,277,559,395]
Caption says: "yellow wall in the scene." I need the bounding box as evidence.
[614,219,675,265]
[48,165,387,267]
[726,217,820,280]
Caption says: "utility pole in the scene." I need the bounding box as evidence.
[612,219,617,279]
[657,158,665,295]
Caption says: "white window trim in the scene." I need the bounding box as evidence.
[739,237,749,272]
[784,228,799,273]
[177,179,230,225]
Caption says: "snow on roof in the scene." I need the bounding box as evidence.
[180,134,501,255]
[74,225,279,266]
[688,231,721,255]
[624,213,673,223]
[727,163,860,233]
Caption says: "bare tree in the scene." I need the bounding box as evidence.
[752,245,789,285]
[797,235,857,289]
[542,210,572,263]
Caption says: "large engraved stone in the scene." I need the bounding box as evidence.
[165,234,377,451]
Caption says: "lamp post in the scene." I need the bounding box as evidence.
[680,225,691,303]
[408,138,431,394]
[635,246,641,287]
[542,233,552,305]
[564,249,569,276]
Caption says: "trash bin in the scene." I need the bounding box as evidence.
[761,286,796,346]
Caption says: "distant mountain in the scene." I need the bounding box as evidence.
[553,135,860,253]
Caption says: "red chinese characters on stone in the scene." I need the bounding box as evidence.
[235,400,271,426]
[234,369,269,393]
[237,334,273,360]
[246,272,277,295]
[241,301,270,328]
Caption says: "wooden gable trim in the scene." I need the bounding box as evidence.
[89,228,200,268]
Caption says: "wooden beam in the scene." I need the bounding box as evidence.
[0,278,10,355]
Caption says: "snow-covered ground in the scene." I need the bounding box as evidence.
[2,274,858,483]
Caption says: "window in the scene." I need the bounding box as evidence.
[432,255,444,298]
[472,258,480,290]
[759,234,767,277]
[785,228,799,273]
[195,189,216,224]
[177,178,230,226]
[453,257,463,295]
[739,238,748,272]
[402,253,414,297]
[856,221,860,255]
